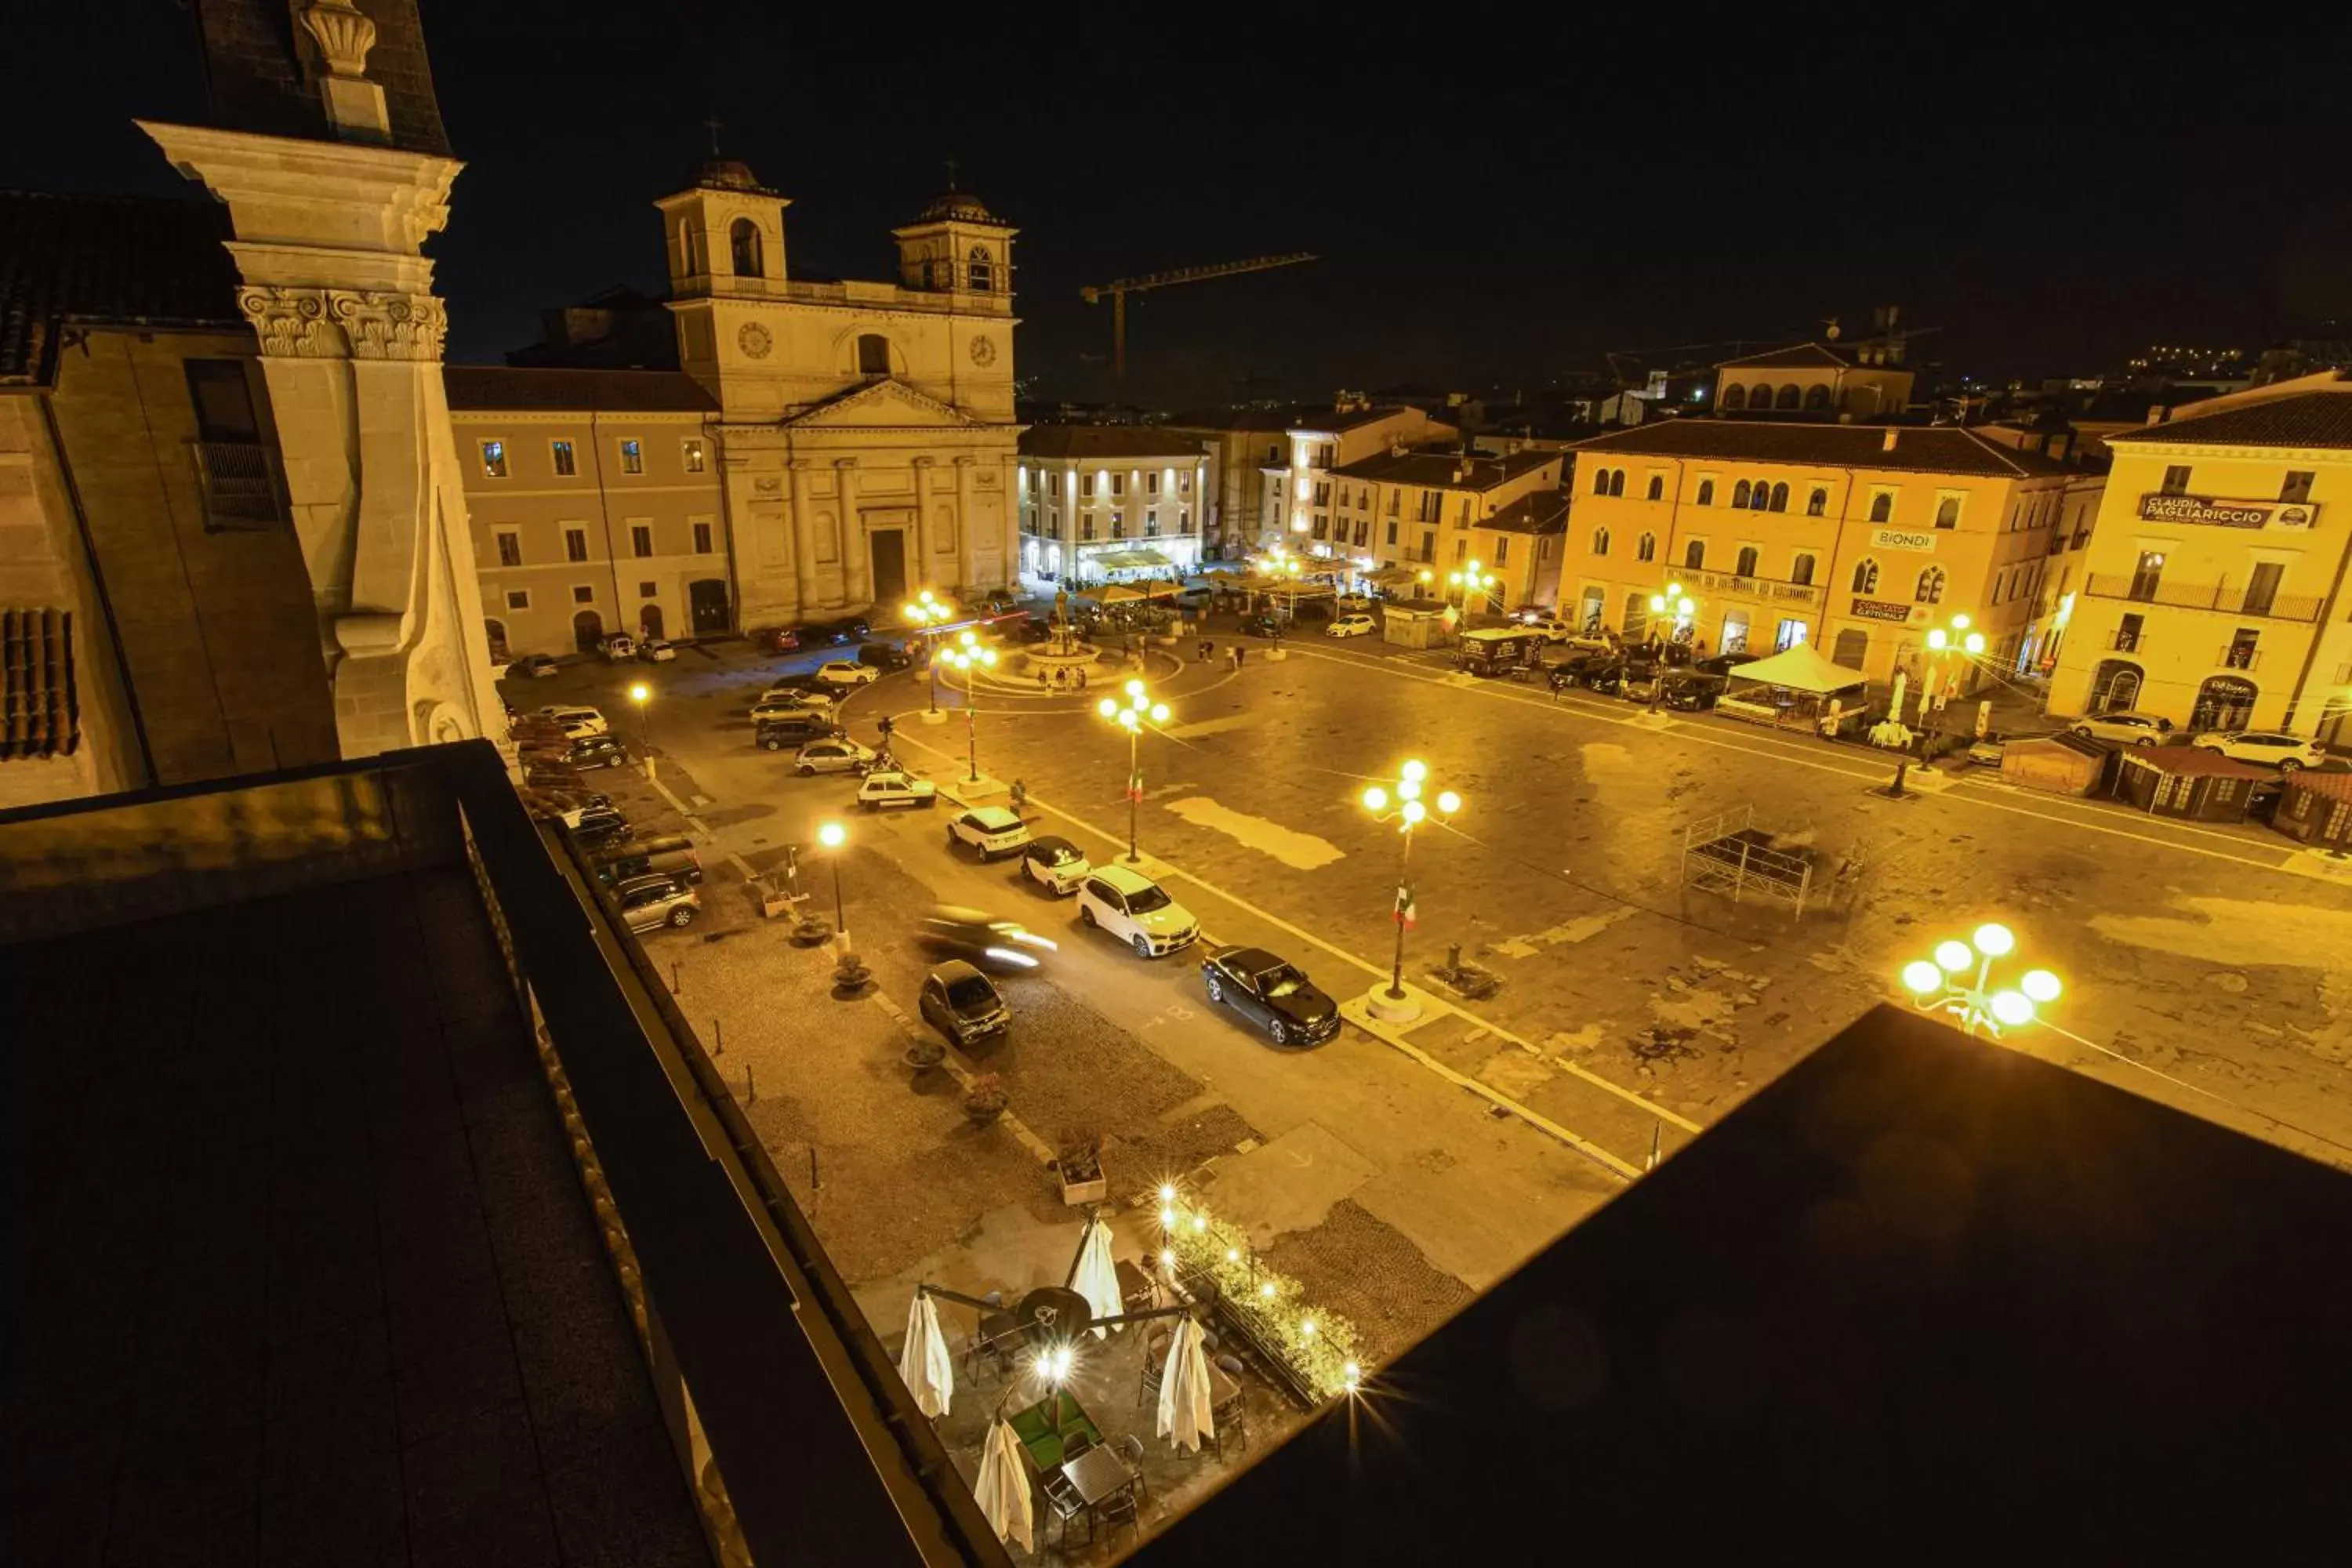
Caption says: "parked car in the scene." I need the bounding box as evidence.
[510,652,561,680]
[795,616,871,647]
[1237,612,1283,638]
[554,794,615,828]
[1657,671,1727,712]
[567,805,632,851]
[857,641,915,672]
[759,673,830,698]
[1689,653,1745,679]
[637,637,678,662]
[755,712,838,749]
[2072,710,2175,746]
[535,704,608,738]
[1019,835,1091,896]
[614,873,699,933]
[598,633,637,662]
[566,733,629,770]
[749,626,803,654]
[916,906,1057,972]
[1512,615,1584,644]
[946,805,1032,860]
[793,736,876,775]
[2190,730,2323,771]
[1076,865,1199,959]
[1200,944,1341,1047]
[815,659,880,688]
[917,960,1011,1045]
[1325,613,1377,638]
[593,844,704,888]
[752,691,834,724]
[1016,616,1058,643]
[856,769,938,810]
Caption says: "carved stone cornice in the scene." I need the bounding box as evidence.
[234,285,447,361]
[833,457,859,470]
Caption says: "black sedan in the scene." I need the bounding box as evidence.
[794,615,873,647]
[1200,945,1340,1047]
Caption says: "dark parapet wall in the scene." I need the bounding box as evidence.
[188,0,452,157]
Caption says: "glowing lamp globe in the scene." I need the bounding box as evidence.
[1965,633,1987,655]
[1901,960,1944,994]
[1951,613,1971,630]
[1150,703,1170,723]
[1159,1183,1175,1202]
[1989,990,2035,1028]
[1125,679,1145,699]
[1397,778,1421,801]
[1927,629,1949,651]
[1401,800,1427,825]
[1362,786,1388,812]
[1650,595,1667,614]
[1934,940,1973,973]
[2022,968,2063,1004]
[818,822,846,850]
[1972,923,2016,958]
[1097,697,1117,718]
[1436,789,1462,815]
[1401,760,1428,783]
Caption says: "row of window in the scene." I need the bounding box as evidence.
[479,437,706,481]
[1719,383,1835,412]
[492,521,717,566]
[501,580,666,612]
[1022,510,1187,540]
[1034,469,1197,499]
[1590,466,1972,528]
[2159,464,2316,504]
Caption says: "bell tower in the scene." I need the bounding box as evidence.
[891,187,1014,300]
[656,156,790,405]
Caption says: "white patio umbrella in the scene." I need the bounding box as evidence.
[897,1292,954,1418]
[1073,1218,1123,1339]
[1157,1316,1214,1454]
[975,1416,1034,1552]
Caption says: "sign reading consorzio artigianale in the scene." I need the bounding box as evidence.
[2136,494,2317,529]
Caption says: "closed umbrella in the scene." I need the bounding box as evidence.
[897,1292,954,1418]
[975,1416,1034,1552]
[1073,1218,1123,1339]
[1157,1317,1214,1453]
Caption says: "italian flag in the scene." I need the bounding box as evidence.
[1394,884,1417,927]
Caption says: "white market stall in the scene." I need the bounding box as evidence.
[1719,643,1869,731]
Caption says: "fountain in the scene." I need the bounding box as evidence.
[1016,589,1105,694]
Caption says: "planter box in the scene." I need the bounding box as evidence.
[1057,1171,1108,1207]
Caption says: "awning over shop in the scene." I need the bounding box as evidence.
[1368,564,1424,590]
[1726,643,1868,694]
[1087,550,1157,571]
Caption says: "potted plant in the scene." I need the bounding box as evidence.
[964,1073,1007,1126]
[1054,1128,1106,1207]
[904,1034,947,1073]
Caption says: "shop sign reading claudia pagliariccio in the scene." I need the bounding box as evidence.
[2136,494,2317,529]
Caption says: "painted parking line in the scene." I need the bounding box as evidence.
[1290,644,2305,873]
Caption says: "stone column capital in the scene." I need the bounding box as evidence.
[912,455,938,469]
[953,455,978,468]
[833,457,859,470]
[329,289,446,361]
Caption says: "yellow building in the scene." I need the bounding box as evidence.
[1565,423,2097,686]
[1712,341,1914,419]
[1321,448,1565,608]
[445,368,728,659]
[2047,373,2352,742]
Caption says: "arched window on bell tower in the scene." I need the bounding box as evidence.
[729,217,762,278]
[967,245,993,292]
[857,334,892,378]
[677,219,705,281]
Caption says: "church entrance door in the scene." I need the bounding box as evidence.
[869,528,909,608]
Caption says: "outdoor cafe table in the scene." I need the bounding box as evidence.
[1062,1445,1137,1510]
[1007,1391,1103,1472]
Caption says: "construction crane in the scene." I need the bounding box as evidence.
[1080,253,1317,383]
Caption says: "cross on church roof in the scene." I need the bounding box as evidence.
[705,118,724,157]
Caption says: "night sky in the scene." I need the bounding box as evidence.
[10,4,2350,407]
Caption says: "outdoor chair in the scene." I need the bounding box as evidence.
[1138,1328,1172,1407]
[1118,1433,1151,1505]
[1061,1429,1094,1462]
[1096,1486,1142,1547]
[1040,1472,1087,1552]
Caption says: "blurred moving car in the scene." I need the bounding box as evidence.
[857,641,915,671]
[615,873,699,932]
[1019,836,1090,895]
[792,736,875,775]
[749,626,803,654]
[1076,866,1198,959]
[915,906,1057,971]
[535,704,609,738]
[856,770,937,810]
[597,633,637,662]
[2190,730,2322,771]
[795,616,872,646]
[1200,945,1341,1047]
[637,637,678,662]
[918,960,1012,1046]
[946,806,1032,860]
[1237,612,1283,638]
[2071,711,2174,746]
[510,652,561,679]
[1325,613,1377,638]
[815,659,880,688]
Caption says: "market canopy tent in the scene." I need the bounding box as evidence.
[1726,643,1868,694]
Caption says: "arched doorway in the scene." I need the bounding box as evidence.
[2191,675,2257,732]
[689,579,731,635]
[639,604,666,640]
[484,618,510,662]
[2089,659,2143,712]
[573,609,604,653]
[1831,628,1867,670]
[1578,586,1605,631]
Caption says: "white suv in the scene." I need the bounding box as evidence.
[946,806,1032,860]
[1076,865,1199,959]
[2190,730,2323,771]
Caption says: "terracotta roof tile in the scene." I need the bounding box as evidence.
[441,365,717,413]
[0,191,241,385]
[1573,419,2074,478]
[2107,390,2352,450]
[1018,424,1208,460]
[1331,448,1559,490]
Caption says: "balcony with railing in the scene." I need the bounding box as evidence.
[2082,573,2321,622]
[1693,568,1821,607]
[2107,630,2148,653]
[191,439,287,530]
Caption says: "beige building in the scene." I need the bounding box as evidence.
[1321,448,1566,609]
[1712,341,1914,419]
[658,162,1022,628]
[445,368,728,659]
[2047,373,2352,742]
[1564,423,2097,685]
[1015,426,1209,584]
[1163,401,1459,559]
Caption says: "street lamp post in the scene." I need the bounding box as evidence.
[1360,760,1463,1013]
[1096,679,1169,864]
[1447,561,1497,625]
[905,590,954,716]
[1899,920,2062,1040]
[817,820,848,935]
[1645,583,1697,710]
[939,632,999,784]
[1918,613,1987,760]
[627,681,652,776]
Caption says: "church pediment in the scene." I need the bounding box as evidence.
[783,378,981,430]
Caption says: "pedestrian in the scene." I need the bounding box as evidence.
[1235,644,1247,670]
[1227,645,1240,672]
